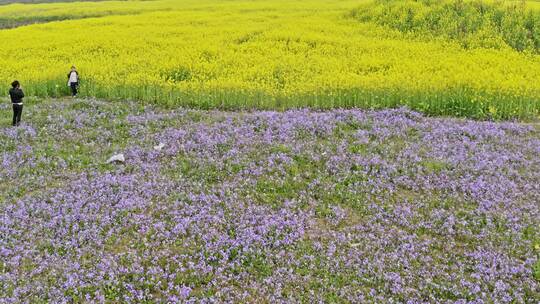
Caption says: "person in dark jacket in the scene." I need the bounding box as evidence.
[67,66,80,97]
[9,80,24,127]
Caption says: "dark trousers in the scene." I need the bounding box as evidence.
[12,104,22,126]
[70,82,78,96]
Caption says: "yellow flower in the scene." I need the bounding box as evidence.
[0,0,536,119]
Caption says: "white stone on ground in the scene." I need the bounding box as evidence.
[106,153,125,164]
[154,143,165,151]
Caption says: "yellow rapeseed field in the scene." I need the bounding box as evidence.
[0,0,539,119]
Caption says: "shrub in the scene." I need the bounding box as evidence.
[351,0,540,53]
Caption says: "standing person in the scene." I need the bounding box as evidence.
[9,80,24,127]
[67,66,80,97]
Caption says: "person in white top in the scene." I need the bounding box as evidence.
[67,66,80,97]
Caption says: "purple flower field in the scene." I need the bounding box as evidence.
[0,99,539,303]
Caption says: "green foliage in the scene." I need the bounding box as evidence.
[351,0,540,53]
[421,159,452,173]
[162,66,193,83]
[242,253,273,279]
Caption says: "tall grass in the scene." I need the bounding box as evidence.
[22,78,538,120]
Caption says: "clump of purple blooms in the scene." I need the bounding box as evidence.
[0,99,539,303]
